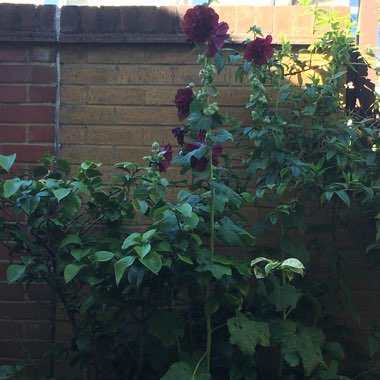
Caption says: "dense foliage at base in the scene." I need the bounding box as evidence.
[0,2,379,379]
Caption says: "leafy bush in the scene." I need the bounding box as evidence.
[0,3,379,379]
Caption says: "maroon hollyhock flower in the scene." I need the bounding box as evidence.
[174,88,193,120]
[172,126,185,145]
[183,5,229,57]
[158,144,173,172]
[185,140,223,172]
[207,22,229,57]
[243,35,274,65]
[183,5,219,45]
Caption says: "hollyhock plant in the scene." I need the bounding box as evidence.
[185,140,223,172]
[157,144,173,172]
[244,35,274,65]
[183,5,229,57]
[174,88,193,120]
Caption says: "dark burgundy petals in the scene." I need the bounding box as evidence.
[191,156,208,171]
[243,35,274,65]
[212,144,223,165]
[183,6,219,45]
[172,126,185,145]
[174,88,193,120]
[185,141,202,152]
[198,130,207,142]
[207,21,229,57]
[158,144,173,172]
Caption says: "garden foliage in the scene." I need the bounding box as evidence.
[0,2,379,379]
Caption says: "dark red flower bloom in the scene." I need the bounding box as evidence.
[183,6,229,57]
[183,5,219,45]
[172,126,185,145]
[243,35,274,65]
[185,140,222,172]
[158,144,173,172]
[207,22,229,57]
[174,88,193,120]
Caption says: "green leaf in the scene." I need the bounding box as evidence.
[161,362,210,380]
[336,190,350,207]
[204,297,220,319]
[148,310,185,347]
[139,251,162,274]
[209,130,233,144]
[368,336,379,358]
[7,264,26,283]
[122,232,141,250]
[281,258,305,276]
[270,320,325,376]
[115,256,136,285]
[140,244,151,258]
[3,179,22,198]
[53,188,71,203]
[228,313,270,355]
[177,203,192,218]
[142,229,156,242]
[19,196,40,216]
[214,52,226,73]
[0,365,17,379]
[64,263,85,283]
[267,282,302,312]
[325,341,345,361]
[178,254,193,265]
[188,112,212,131]
[217,217,256,247]
[92,251,114,262]
[59,234,82,250]
[0,154,16,172]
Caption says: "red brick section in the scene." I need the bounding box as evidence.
[0,5,57,369]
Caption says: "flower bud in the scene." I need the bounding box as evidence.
[204,102,219,116]
[151,142,160,153]
[258,96,267,104]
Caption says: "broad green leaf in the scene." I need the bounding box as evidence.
[336,190,350,207]
[122,233,141,250]
[92,251,114,262]
[0,154,16,172]
[161,361,210,380]
[176,203,192,218]
[53,188,71,203]
[19,196,40,216]
[228,313,270,355]
[148,310,185,347]
[267,283,302,311]
[142,229,156,242]
[270,320,325,375]
[209,130,233,144]
[7,264,26,283]
[188,112,212,131]
[325,341,345,361]
[64,263,85,283]
[281,258,305,276]
[140,244,151,258]
[59,234,81,250]
[0,365,17,379]
[139,251,162,274]
[178,254,193,265]
[3,179,22,198]
[71,248,91,261]
[217,217,256,247]
[115,256,136,285]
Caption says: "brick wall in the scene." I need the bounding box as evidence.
[0,3,354,375]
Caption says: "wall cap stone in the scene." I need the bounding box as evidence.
[0,4,350,45]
